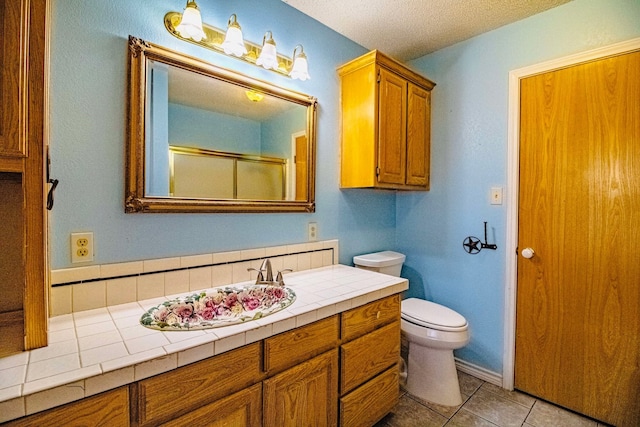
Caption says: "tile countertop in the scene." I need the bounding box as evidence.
[0,265,407,422]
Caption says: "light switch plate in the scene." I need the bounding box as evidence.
[490,187,503,205]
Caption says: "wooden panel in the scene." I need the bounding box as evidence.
[4,387,129,427]
[0,310,24,357]
[339,59,377,188]
[136,342,263,426]
[341,294,400,342]
[516,50,640,427]
[340,365,399,427]
[264,315,339,375]
[377,67,407,185]
[159,383,262,427]
[406,83,430,188]
[340,321,400,394]
[263,349,338,427]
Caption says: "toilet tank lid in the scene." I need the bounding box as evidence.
[353,251,406,268]
[401,298,467,328]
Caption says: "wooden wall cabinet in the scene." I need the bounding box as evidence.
[0,0,49,357]
[339,50,435,191]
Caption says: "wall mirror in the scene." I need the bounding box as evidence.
[126,36,317,213]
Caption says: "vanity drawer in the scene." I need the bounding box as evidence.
[135,342,263,427]
[264,315,339,375]
[340,320,400,394]
[341,294,400,342]
[340,365,399,427]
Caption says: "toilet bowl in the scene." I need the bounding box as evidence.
[401,298,469,406]
[353,251,470,407]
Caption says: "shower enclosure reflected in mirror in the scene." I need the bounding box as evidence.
[126,36,317,213]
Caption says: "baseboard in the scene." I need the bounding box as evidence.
[455,358,502,387]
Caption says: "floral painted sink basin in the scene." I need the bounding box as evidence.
[140,284,296,331]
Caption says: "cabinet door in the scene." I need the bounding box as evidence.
[377,68,407,185]
[263,349,338,427]
[406,83,431,188]
[159,383,262,427]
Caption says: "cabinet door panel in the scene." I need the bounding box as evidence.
[341,294,400,342]
[340,365,399,427]
[263,349,338,427]
[159,383,262,427]
[340,321,400,394]
[377,68,407,185]
[406,83,431,187]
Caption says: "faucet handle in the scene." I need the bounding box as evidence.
[247,267,264,283]
[275,269,293,286]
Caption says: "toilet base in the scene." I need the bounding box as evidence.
[406,341,463,407]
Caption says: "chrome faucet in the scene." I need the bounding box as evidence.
[248,258,292,286]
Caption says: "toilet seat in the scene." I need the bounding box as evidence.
[401,298,468,332]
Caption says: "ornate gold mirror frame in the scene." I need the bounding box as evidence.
[126,36,317,213]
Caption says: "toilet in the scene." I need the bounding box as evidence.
[353,251,470,407]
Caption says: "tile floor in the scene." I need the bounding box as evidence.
[375,371,611,427]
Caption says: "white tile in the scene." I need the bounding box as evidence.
[24,380,86,415]
[180,253,213,268]
[214,333,246,355]
[84,366,134,397]
[231,261,251,283]
[30,339,78,362]
[48,314,74,331]
[138,296,168,311]
[293,308,319,327]
[271,316,297,335]
[265,245,289,257]
[101,348,166,374]
[246,324,273,344]
[50,266,101,285]
[73,307,111,327]
[137,273,165,300]
[49,327,76,344]
[0,352,28,370]
[75,320,117,338]
[143,257,181,273]
[134,353,177,381]
[189,266,212,291]
[164,269,189,296]
[177,342,215,367]
[106,276,137,306]
[211,264,233,287]
[80,342,129,367]
[0,365,27,388]
[26,353,80,382]
[317,303,337,320]
[78,330,122,351]
[124,333,170,354]
[0,396,24,423]
[322,250,334,267]
[241,247,265,261]
[164,334,215,355]
[163,329,206,344]
[0,385,22,403]
[50,285,72,316]
[213,250,241,264]
[296,253,312,271]
[119,323,157,340]
[72,280,107,312]
[108,301,144,319]
[113,314,144,330]
[288,243,310,253]
[100,261,143,278]
[311,251,324,269]
[282,254,298,272]
[23,364,101,396]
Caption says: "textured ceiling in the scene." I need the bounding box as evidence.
[283,0,572,61]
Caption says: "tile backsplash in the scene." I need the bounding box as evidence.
[50,240,339,316]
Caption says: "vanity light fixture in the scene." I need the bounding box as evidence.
[174,0,206,42]
[221,14,247,57]
[164,1,310,79]
[245,90,264,102]
[256,31,279,70]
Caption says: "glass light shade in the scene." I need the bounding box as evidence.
[175,1,206,42]
[290,46,310,81]
[221,14,247,57]
[256,32,279,70]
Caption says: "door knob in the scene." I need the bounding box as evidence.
[521,248,535,259]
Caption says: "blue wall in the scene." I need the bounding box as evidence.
[49,0,395,269]
[49,0,640,376]
[398,0,640,373]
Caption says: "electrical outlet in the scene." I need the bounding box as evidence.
[308,222,318,242]
[71,232,94,263]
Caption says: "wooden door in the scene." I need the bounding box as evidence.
[263,349,338,427]
[377,68,407,185]
[516,50,640,427]
[406,82,430,188]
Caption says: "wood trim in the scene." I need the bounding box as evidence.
[503,36,640,390]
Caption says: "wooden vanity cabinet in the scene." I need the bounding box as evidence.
[339,294,401,427]
[0,0,49,356]
[338,50,435,191]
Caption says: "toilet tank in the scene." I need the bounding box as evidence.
[353,251,406,277]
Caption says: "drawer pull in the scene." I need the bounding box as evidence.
[376,311,381,320]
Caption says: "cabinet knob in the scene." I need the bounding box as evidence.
[376,311,381,320]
